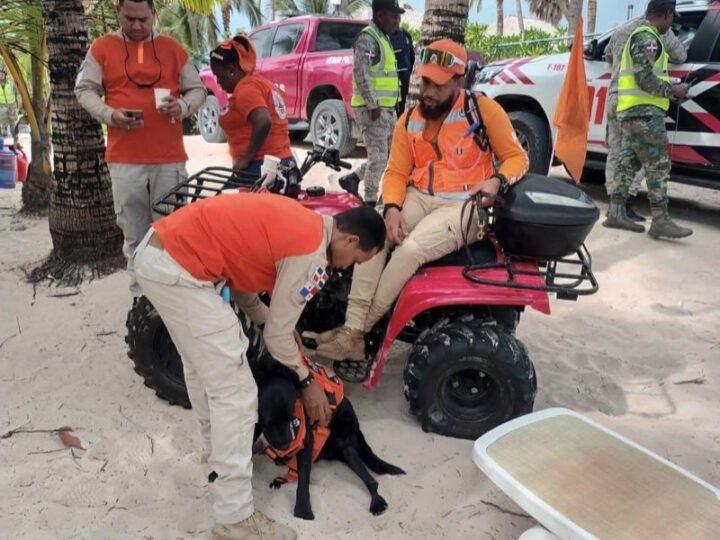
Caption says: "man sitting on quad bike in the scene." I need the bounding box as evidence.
[133,194,385,540]
[317,39,529,365]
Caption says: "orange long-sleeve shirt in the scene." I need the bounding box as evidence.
[383,94,529,207]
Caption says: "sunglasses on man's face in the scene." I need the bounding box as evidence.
[418,47,466,69]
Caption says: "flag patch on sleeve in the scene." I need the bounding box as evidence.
[299,267,329,301]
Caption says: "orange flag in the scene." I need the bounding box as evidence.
[553,16,590,183]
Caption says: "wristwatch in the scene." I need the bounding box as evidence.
[494,173,511,193]
[299,372,315,390]
[383,203,402,217]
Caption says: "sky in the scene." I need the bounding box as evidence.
[229,0,644,36]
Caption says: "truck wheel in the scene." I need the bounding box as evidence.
[508,111,550,175]
[126,297,262,408]
[199,95,227,143]
[404,317,537,440]
[310,99,356,157]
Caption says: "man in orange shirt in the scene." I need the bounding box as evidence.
[210,37,295,176]
[317,40,529,363]
[75,0,206,297]
[133,194,385,540]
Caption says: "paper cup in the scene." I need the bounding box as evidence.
[261,155,281,173]
[154,88,171,109]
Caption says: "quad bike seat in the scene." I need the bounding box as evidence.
[421,237,497,269]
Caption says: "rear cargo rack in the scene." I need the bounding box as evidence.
[153,167,260,216]
[463,242,599,300]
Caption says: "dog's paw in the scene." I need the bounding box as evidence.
[369,494,388,516]
[269,477,287,490]
[293,504,315,521]
[383,465,406,476]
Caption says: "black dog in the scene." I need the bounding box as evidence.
[252,356,405,520]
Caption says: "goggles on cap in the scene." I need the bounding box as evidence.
[419,47,466,69]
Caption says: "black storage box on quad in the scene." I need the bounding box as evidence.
[494,174,599,259]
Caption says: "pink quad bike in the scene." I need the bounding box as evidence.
[126,147,600,440]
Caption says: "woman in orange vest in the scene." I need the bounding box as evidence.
[210,36,295,177]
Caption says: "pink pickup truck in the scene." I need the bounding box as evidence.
[199,15,367,156]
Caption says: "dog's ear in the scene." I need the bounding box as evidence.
[251,353,301,387]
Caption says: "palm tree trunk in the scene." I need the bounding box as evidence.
[221,1,232,37]
[587,0,597,34]
[21,42,52,214]
[496,0,504,36]
[33,0,123,285]
[565,0,583,36]
[407,0,471,108]
[187,11,200,51]
[516,0,525,36]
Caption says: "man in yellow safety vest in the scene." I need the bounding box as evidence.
[603,0,692,239]
[340,0,403,206]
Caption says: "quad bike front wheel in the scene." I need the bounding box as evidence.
[404,317,537,440]
[125,296,263,408]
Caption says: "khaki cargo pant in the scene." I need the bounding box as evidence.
[108,162,187,296]
[605,93,644,197]
[134,230,257,525]
[345,188,481,331]
[353,106,396,203]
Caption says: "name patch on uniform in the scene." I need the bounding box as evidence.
[299,267,329,301]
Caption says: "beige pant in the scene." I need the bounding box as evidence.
[108,162,187,296]
[346,188,481,331]
[605,93,644,197]
[133,230,257,524]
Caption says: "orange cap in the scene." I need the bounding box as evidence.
[418,39,468,85]
[217,35,257,75]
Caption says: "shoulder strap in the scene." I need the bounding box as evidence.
[404,106,416,130]
[463,90,491,153]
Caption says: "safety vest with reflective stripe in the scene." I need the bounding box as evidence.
[0,83,16,106]
[351,25,399,108]
[406,92,496,199]
[617,25,670,113]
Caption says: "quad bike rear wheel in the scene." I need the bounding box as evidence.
[126,297,262,408]
[404,316,537,440]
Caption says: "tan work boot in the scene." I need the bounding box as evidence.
[603,197,645,233]
[647,205,693,239]
[212,511,297,540]
[315,326,342,345]
[315,326,365,361]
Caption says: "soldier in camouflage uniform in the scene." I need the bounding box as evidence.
[604,0,692,239]
[604,14,687,221]
[338,0,402,206]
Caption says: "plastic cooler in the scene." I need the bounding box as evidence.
[0,140,18,189]
[473,408,720,539]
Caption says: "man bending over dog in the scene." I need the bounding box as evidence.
[317,39,529,366]
[133,193,385,540]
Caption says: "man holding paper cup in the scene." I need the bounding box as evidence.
[75,0,206,297]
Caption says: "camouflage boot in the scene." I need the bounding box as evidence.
[648,205,693,240]
[603,197,645,233]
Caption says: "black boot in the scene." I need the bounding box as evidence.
[625,195,646,222]
[339,172,361,197]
